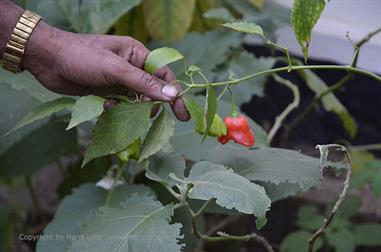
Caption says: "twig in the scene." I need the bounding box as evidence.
[267,74,300,144]
[350,143,381,152]
[284,74,352,138]
[308,144,352,252]
[105,166,124,207]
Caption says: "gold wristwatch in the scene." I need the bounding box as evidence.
[2,10,42,74]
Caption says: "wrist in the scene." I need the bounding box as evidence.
[21,21,66,75]
[0,1,24,56]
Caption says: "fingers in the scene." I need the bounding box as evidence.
[171,98,190,121]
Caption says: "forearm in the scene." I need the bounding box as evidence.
[0,0,24,56]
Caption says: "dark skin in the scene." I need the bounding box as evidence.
[0,0,190,121]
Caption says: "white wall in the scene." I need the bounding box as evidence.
[272,0,381,73]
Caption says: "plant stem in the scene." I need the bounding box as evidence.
[350,143,381,152]
[189,65,381,88]
[193,199,213,218]
[283,74,352,141]
[105,166,124,207]
[309,144,352,252]
[267,75,300,144]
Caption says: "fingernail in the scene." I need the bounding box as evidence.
[161,85,178,98]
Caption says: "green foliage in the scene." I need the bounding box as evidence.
[56,0,142,34]
[228,52,276,104]
[298,67,357,137]
[207,145,321,187]
[37,183,154,252]
[68,194,183,252]
[291,0,326,61]
[144,47,184,74]
[143,0,196,42]
[0,203,13,252]
[139,108,174,161]
[203,85,217,140]
[7,97,75,134]
[67,95,105,130]
[222,21,266,39]
[177,161,271,223]
[83,102,152,166]
[203,7,233,22]
[0,121,78,178]
[280,231,322,252]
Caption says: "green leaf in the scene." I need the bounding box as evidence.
[6,97,75,135]
[143,0,196,42]
[228,52,276,105]
[298,67,357,137]
[56,0,142,34]
[0,68,60,102]
[256,181,309,202]
[144,47,184,74]
[280,231,322,252]
[291,0,326,61]
[82,102,152,166]
[326,228,355,252]
[184,97,226,137]
[203,85,217,140]
[67,95,105,129]
[117,138,142,162]
[0,203,13,252]
[222,21,265,39]
[296,205,324,231]
[67,193,183,252]
[353,224,381,246]
[140,108,175,161]
[337,195,362,218]
[371,170,381,197]
[146,152,185,186]
[151,30,241,80]
[0,121,78,179]
[37,183,153,252]
[203,7,233,22]
[184,161,271,220]
[207,146,321,187]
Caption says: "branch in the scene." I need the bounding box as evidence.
[308,144,352,252]
[350,143,381,152]
[267,74,300,144]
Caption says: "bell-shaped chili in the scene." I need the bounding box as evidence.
[217,115,255,147]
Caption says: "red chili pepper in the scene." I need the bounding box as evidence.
[217,115,255,147]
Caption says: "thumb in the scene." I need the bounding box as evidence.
[110,60,180,102]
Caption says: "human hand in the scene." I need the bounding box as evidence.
[22,22,190,121]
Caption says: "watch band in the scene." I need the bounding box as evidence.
[2,10,42,74]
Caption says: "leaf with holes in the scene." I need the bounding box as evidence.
[291,0,326,61]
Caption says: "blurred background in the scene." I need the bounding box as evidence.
[0,0,380,251]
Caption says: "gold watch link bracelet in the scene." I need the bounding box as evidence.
[2,10,42,74]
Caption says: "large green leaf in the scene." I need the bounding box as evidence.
[144,47,184,74]
[37,184,153,252]
[183,161,271,220]
[143,0,196,42]
[0,83,42,155]
[140,108,175,161]
[7,97,75,134]
[145,152,185,186]
[228,52,276,105]
[353,224,381,246]
[298,68,357,137]
[67,95,105,129]
[207,146,321,187]
[83,102,152,166]
[0,68,60,102]
[56,0,142,34]
[0,121,78,178]
[291,0,326,61]
[67,194,183,252]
